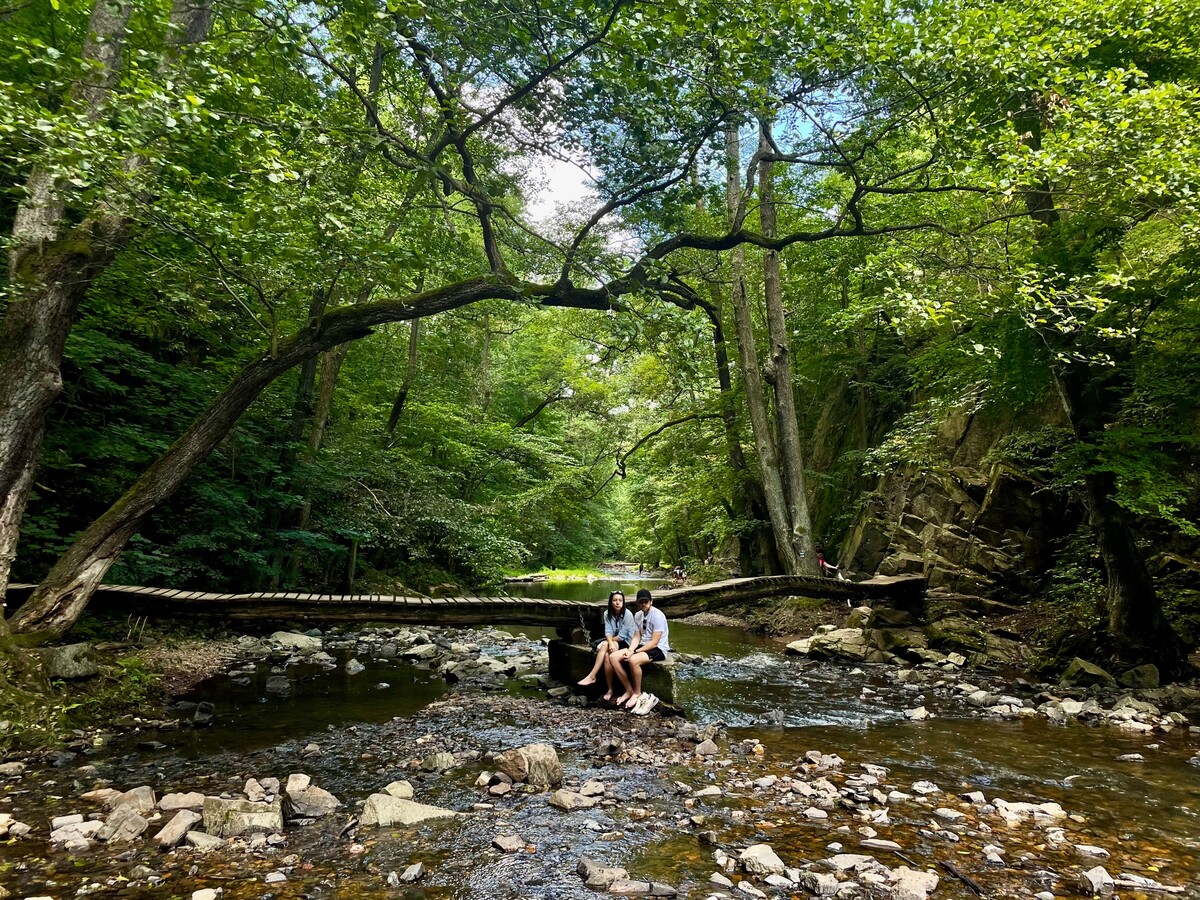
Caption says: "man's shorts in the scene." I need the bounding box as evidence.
[643,647,666,663]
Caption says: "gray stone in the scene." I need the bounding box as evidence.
[345,658,366,675]
[799,872,839,895]
[202,797,284,837]
[890,867,939,900]
[154,810,202,849]
[740,843,786,876]
[109,785,156,812]
[399,862,425,882]
[286,784,339,818]
[1061,658,1116,688]
[244,778,266,802]
[577,856,629,887]
[1079,866,1115,895]
[421,751,456,772]
[269,631,322,653]
[193,890,220,900]
[495,743,563,787]
[695,739,719,756]
[493,833,525,852]
[0,762,26,776]
[359,793,460,827]
[98,805,149,843]
[159,792,205,812]
[1117,664,1160,689]
[383,780,414,799]
[185,831,225,851]
[549,789,599,810]
[38,643,99,679]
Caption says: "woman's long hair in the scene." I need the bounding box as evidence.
[606,591,626,626]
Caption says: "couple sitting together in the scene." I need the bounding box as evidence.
[577,588,669,715]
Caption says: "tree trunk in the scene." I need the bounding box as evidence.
[286,344,350,582]
[1053,367,1189,675]
[6,276,532,641]
[384,319,420,434]
[0,0,212,618]
[724,122,801,574]
[758,126,817,575]
[0,0,135,617]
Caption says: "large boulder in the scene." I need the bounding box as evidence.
[1118,664,1160,689]
[268,632,322,653]
[1061,658,1116,688]
[740,843,787,876]
[283,774,339,818]
[38,643,99,680]
[806,628,870,662]
[358,794,460,827]
[202,797,284,837]
[925,616,986,655]
[495,743,563,788]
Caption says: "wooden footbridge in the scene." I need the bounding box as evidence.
[6,573,925,631]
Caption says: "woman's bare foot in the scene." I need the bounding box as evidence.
[602,691,613,702]
[577,676,597,686]
[614,693,630,706]
[624,693,642,709]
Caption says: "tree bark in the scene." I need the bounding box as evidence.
[0,0,135,619]
[758,126,817,575]
[0,0,213,621]
[384,319,420,434]
[724,122,801,574]
[1053,366,1189,676]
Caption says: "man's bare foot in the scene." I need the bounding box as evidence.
[602,691,613,702]
[614,694,630,706]
[577,676,597,686]
[624,693,642,709]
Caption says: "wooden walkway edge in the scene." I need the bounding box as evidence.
[5,574,925,629]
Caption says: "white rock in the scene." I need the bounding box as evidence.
[740,843,787,876]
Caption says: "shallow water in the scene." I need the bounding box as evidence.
[3,580,1199,898]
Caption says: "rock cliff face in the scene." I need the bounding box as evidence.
[839,397,1075,598]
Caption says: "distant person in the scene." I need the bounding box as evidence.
[577,591,635,702]
[638,562,644,575]
[611,588,669,714]
[816,546,845,580]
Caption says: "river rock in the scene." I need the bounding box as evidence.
[608,879,676,896]
[202,797,284,837]
[154,810,202,849]
[495,743,562,787]
[345,658,366,675]
[1079,866,1115,895]
[549,789,599,810]
[38,643,99,679]
[185,831,225,851]
[807,628,871,661]
[1061,658,1116,687]
[359,793,460,827]
[269,631,322,653]
[695,739,719,756]
[740,843,786,875]
[493,833,525,852]
[383,779,414,799]
[160,792,205,812]
[244,778,267,802]
[98,805,149,843]
[399,862,425,882]
[1117,664,1160,689]
[421,751,456,772]
[0,762,26,776]
[890,867,939,900]
[109,785,156,812]
[799,872,839,895]
[285,782,339,818]
[578,857,629,887]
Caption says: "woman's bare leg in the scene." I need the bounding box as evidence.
[610,649,633,705]
[578,644,609,686]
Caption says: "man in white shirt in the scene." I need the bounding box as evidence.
[612,589,669,713]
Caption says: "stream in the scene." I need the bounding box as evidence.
[1,578,1198,898]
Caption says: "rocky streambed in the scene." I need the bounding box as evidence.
[2,622,1199,899]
